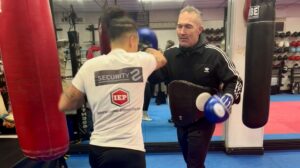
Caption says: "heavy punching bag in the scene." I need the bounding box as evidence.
[99,23,111,55]
[243,0,275,128]
[98,8,112,55]
[0,0,69,160]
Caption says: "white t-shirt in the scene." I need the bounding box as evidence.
[72,49,156,152]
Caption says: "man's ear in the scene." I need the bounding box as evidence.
[129,34,138,49]
[199,26,203,35]
[129,35,134,48]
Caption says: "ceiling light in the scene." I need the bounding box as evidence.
[139,0,185,2]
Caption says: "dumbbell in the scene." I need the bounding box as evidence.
[296,41,300,52]
[206,36,213,42]
[220,27,225,33]
[214,28,221,34]
[284,47,290,53]
[278,40,284,47]
[290,41,297,47]
[282,66,289,74]
[284,41,290,47]
[215,36,223,41]
[288,55,296,61]
[275,31,279,38]
[204,28,210,34]
[291,32,298,37]
[279,47,285,53]
[279,32,286,38]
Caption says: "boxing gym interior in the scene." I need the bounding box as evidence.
[1,0,300,167]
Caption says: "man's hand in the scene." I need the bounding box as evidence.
[1,112,15,128]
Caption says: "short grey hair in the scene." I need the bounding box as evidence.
[179,5,203,26]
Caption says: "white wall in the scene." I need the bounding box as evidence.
[285,17,300,32]
[276,4,300,31]
[149,9,179,23]
[276,4,300,18]
[153,29,177,50]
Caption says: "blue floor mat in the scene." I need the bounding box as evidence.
[270,93,300,102]
[142,100,175,142]
[66,150,300,168]
[142,94,300,143]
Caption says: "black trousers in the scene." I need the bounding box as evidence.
[13,156,68,168]
[177,118,215,168]
[143,82,151,111]
[89,145,146,168]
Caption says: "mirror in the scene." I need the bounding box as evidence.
[52,0,227,144]
[48,0,300,146]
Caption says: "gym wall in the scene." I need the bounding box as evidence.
[54,8,225,51]
[272,5,300,92]
[53,5,300,52]
[284,17,300,32]
[275,5,300,32]
[55,12,99,50]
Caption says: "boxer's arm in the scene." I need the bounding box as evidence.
[58,84,85,112]
[148,65,170,84]
[145,48,167,70]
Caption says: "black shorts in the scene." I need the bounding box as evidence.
[89,145,146,168]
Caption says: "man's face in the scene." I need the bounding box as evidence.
[176,12,202,47]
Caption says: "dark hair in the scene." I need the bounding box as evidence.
[99,6,137,41]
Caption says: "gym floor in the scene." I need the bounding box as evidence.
[1,93,299,167]
[142,93,300,143]
[67,93,300,168]
[66,150,300,168]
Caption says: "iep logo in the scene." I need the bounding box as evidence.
[249,6,260,19]
[111,89,129,106]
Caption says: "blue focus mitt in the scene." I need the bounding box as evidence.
[137,27,158,51]
[196,93,233,123]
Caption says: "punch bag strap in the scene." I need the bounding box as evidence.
[68,31,80,77]
[243,0,275,128]
[99,20,111,55]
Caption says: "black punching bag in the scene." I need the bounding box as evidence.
[243,0,275,128]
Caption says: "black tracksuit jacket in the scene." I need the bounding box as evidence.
[150,36,243,103]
